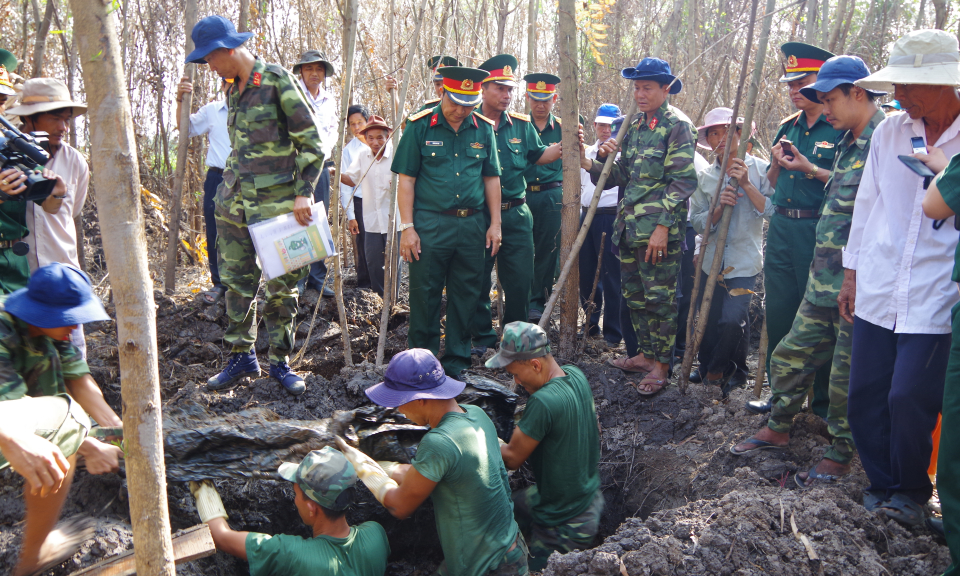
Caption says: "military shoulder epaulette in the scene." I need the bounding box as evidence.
[508,111,530,122]
[474,112,495,125]
[554,117,562,125]
[408,108,433,122]
[779,110,802,126]
[424,97,441,105]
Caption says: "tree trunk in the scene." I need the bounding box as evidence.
[804,0,818,43]
[556,0,579,358]
[527,0,538,71]
[931,0,947,29]
[31,0,56,77]
[164,0,199,294]
[819,0,829,46]
[69,0,174,572]
[239,0,251,32]
[827,0,846,51]
[916,0,927,28]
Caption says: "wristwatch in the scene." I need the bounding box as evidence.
[805,166,819,179]
[399,222,415,231]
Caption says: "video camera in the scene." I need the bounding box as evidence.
[0,115,56,203]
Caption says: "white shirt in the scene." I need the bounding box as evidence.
[188,99,230,169]
[342,144,398,234]
[340,136,366,221]
[843,112,960,334]
[25,144,89,271]
[580,141,620,208]
[300,79,338,159]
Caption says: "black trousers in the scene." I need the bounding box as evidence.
[203,168,223,287]
[353,196,371,288]
[696,273,755,378]
[578,211,621,343]
[675,223,697,353]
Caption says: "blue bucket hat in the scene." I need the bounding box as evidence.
[365,349,466,408]
[185,16,253,64]
[621,58,682,94]
[4,263,109,328]
[800,55,887,104]
[594,103,621,124]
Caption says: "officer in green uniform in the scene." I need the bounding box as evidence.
[392,66,503,376]
[470,55,561,354]
[189,447,390,576]
[732,57,886,489]
[581,57,698,395]
[185,16,328,395]
[761,42,842,416]
[523,73,563,319]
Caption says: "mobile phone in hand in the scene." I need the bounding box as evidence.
[780,138,794,159]
[911,136,927,155]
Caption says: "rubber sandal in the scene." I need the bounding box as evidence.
[202,285,226,305]
[729,436,787,456]
[606,356,648,374]
[28,516,96,576]
[863,490,889,512]
[634,375,667,396]
[795,462,847,489]
[879,493,925,527]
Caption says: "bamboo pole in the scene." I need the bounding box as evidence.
[754,316,768,397]
[376,0,431,368]
[69,0,174,571]
[163,0,198,294]
[331,0,359,366]
[679,0,774,394]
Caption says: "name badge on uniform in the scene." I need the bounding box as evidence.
[470,142,484,149]
[425,141,443,146]
[508,138,522,144]
[813,141,834,152]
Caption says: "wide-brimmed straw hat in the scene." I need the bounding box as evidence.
[856,29,960,92]
[357,115,391,136]
[696,107,754,147]
[4,263,109,328]
[365,349,465,408]
[5,78,86,116]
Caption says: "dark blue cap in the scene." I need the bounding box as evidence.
[799,55,887,103]
[4,263,109,328]
[365,349,466,408]
[611,115,626,138]
[621,58,681,94]
[185,16,253,64]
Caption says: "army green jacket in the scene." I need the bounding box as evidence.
[588,102,698,247]
[217,58,328,224]
[804,108,886,307]
[486,110,547,200]
[524,113,562,186]
[0,297,89,401]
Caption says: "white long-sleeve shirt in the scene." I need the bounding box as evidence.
[580,141,620,208]
[299,79,338,160]
[25,143,89,271]
[842,112,960,334]
[339,136,366,221]
[341,144,398,234]
[187,99,230,169]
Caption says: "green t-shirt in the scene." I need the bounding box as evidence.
[245,521,389,576]
[412,404,518,576]
[517,364,600,526]
[934,154,960,283]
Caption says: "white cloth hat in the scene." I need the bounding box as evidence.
[696,107,755,146]
[855,29,960,92]
[5,77,86,116]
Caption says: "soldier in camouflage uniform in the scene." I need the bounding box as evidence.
[731,57,887,489]
[581,57,698,395]
[189,446,390,576]
[489,322,603,571]
[185,16,328,396]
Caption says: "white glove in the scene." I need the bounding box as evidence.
[377,460,402,478]
[335,436,398,505]
[189,480,228,523]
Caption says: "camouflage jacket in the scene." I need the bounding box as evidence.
[217,58,328,224]
[804,109,886,307]
[0,296,90,401]
[589,102,698,247]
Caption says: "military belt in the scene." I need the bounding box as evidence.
[501,198,526,211]
[0,238,24,249]
[440,207,482,217]
[207,167,224,174]
[774,206,818,219]
[527,181,562,192]
[593,206,618,215]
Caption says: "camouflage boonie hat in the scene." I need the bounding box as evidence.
[486,321,551,368]
[278,446,357,510]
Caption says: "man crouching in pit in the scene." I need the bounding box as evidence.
[489,321,604,571]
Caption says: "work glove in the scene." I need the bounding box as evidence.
[189,480,228,523]
[377,460,402,478]
[335,436,398,505]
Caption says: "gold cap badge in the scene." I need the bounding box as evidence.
[503,65,513,77]
[787,55,798,68]
[536,80,546,90]
[461,79,474,90]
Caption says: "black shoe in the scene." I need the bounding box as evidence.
[927,518,945,538]
[471,346,488,357]
[745,398,772,414]
[689,369,703,383]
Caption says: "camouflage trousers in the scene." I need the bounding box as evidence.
[620,240,681,365]
[513,486,604,572]
[215,212,307,363]
[434,531,530,576]
[767,297,854,464]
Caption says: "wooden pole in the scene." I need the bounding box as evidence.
[163,0,198,294]
[331,0,359,366]
[754,316,768,397]
[525,0,538,113]
[376,0,430,368]
[69,0,174,572]
[556,0,580,357]
[679,0,773,394]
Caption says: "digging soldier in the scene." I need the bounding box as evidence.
[185,16,328,395]
[523,72,563,320]
[470,55,561,356]
[392,66,503,377]
[488,322,603,571]
[758,42,842,417]
[188,447,390,575]
[731,57,887,490]
[581,57,698,395]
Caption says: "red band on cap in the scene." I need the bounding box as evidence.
[785,56,825,73]
[483,67,515,83]
[527,81,556,93]
[443,77,480,94]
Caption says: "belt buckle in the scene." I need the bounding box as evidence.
[457,208,469,217]
[788,208,799,218]
[530,185,540,192]
[501,202,510,211]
